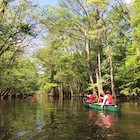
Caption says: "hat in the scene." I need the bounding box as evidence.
[106,90,111,94]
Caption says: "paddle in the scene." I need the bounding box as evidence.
[101,103,104,111]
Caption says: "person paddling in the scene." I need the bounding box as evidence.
[86,90,95,103]
[101,90,113,108]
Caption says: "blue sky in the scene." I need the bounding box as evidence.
[36,0,131,6]
[35,0,58,6]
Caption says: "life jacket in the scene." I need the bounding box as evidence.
[106,94,113,104]
[98,97,104,103]
[89,94,94,101]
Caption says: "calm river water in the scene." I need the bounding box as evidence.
[0,95,140,140]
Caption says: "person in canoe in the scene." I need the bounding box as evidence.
[97,94,104,104]
[86,90,95,103]
[101,90,113,107]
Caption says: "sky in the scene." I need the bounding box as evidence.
[31,0,131,49]
[35,0,58,6]
[125,0,131,3]
[35,0,131,6]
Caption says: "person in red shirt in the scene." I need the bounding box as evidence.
[86,90,95,103]
[101,90,113,107]
[97,94,104,104]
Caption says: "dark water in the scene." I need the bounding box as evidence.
[0,96,140,140]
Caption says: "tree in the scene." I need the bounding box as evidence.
[0,0,40,98]
[1,57,39,99]
[117,0,140,96]
[37,0,137,98]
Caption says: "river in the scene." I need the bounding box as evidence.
[0,95,140,140]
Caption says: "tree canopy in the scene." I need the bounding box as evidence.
[0,0,139,99]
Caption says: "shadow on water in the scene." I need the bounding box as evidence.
[0,96,140,140]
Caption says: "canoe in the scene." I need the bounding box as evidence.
[83,100,121,112]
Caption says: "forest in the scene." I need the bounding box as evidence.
[0,0,140,100]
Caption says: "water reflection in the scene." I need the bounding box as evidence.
[27,96,35,106]
[95,112,116,128]
[0,97,140,140]
[86,109,122,140]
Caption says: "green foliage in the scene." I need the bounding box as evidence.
[1,0,140,98]
[35,0,139,97]
[0,0,40,97]
[0,57,39,95]
[117,0,140,96]
[40,82,58,93]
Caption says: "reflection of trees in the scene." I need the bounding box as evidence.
[0,97,125,140]
[58,96,63,110]
[32,98,113,140]
[31,97,83,139]
[0,98,39,139]
[0,118,13,139]
[50,112,54,125]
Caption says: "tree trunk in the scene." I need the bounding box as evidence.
[104,27,116,98]
[96,68,104,97]
[70,83,74,97]
[96,68,100,97]
[96,31,104,96]
[85,29,96,93]
[109,54,116,98]
[97,53,104,95]
[94,8,104,97]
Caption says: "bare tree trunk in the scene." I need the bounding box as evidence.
[96,68,100,97]
[97,52,104,95]
[96,68,104,97]
[85,29,96,93]
[94,8,104,97]
[104,27,116,98]
[70,83,74,97]
[109,54,116,98]
[96,31,104,96]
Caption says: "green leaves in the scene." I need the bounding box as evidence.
[118,0,140,96]
[0,0,41,97]
[1,0,140,98]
